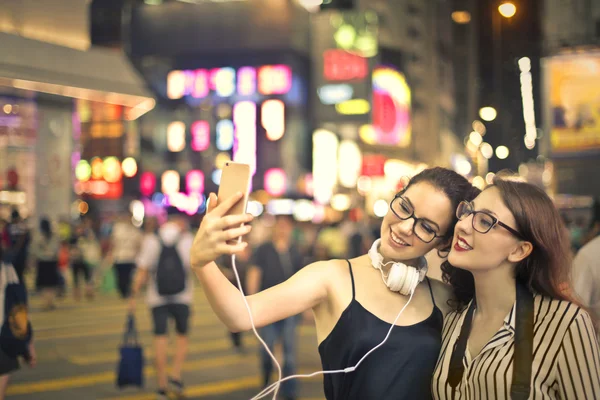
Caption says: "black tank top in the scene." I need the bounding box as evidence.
[318,260,443,400]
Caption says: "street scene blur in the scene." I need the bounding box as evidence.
[0,0,599,399]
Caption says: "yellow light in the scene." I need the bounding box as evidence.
[261,100,285,141]
[167,70,186,99]
[338,140,362,188]
[335,99,370,115]
[122,157,138,178]
[75,160,92,182]
[479,107,497,122]
[90,157,104,179]
[469,131,483,147]
[167,121,186,152]
[451,11,471,24]
[215,152,231,169]
[3,104,12,114]
[331,194,351,212]
[472,120,486,135]
[498,2,517,18]
[480,142,494,159]
[312,129,339,204]
[103,157,122,183]
[161,170,180,195]
[496,145,510,159]
[78,201,89,215]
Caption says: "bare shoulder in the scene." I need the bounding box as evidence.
[428,278,455,316]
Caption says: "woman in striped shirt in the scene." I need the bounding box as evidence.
[432,179,600,399]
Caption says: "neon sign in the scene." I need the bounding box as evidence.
[167,121,186,152]
[232,101,257,175]
[323,50,368,81]
[186,170,204,195]
[361,66,411,147]
[264,168,286,196]
[258,65,292,95]
[191,121,210,151]
[140,172,156,197]
[261,100,285,141]
[237,67,257,96]
[167,65,292,100]
[216,120,234,150]
[161,170,180,195]
[318,84,354,105]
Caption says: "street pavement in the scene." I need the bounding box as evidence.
[8,287,326,400]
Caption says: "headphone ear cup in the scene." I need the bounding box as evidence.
[386,263,407,292]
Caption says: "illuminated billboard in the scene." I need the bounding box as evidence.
[544,53,600,154]
[311,10,378,123]
[360,66,411,148]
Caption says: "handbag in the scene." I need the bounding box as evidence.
[116,314,144,389]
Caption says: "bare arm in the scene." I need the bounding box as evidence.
[194,259,329,332]
[130,268,149,298]
[246,265,261,295]
[191,192,330,332]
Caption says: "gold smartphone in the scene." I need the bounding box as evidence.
[216,162,251,241]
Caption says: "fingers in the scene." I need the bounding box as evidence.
[212,213,254,231]
[215,240,248,255]
[206,193,218,213]
[218,224,252,242]
[211,192,244,217]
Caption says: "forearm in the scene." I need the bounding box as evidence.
[194,261,255,332]
[130,269,147,297]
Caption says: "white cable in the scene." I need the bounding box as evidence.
[231,254,282,400]
[251,283,418,400]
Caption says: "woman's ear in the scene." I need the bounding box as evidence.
[507,241,533,264]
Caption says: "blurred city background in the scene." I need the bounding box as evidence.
[0,0,599,399]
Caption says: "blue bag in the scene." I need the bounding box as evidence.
[116,314,144,389]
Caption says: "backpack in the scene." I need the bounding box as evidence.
[155,237,186,296]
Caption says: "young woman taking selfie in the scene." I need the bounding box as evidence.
[191,167,478,400]
[432,179,600,400]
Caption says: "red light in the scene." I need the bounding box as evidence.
[191,121,210,151]
[361,155,387,177]
[264,168,287,197]
[323,50,368,81]
[186,170,204,194]
[140,172,156,197]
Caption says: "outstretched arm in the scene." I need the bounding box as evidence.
[191,193,329,332]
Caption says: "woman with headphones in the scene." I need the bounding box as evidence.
[432,178,600,399]
[191,167,479,400]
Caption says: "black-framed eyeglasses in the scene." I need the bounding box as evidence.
[456,201,524,239]
[389,195,444,243]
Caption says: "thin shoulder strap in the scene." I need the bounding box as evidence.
[346,260,355,300]
[425,277,437,308]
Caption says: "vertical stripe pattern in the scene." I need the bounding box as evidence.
[432,296,600,399]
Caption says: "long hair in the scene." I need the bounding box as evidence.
[403,167,481,255]
[442,179,576,309]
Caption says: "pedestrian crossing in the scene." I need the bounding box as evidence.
[9,288,326,399]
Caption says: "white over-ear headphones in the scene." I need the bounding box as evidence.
[368,239,428,295]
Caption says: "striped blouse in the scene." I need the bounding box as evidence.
[432,295,600,399]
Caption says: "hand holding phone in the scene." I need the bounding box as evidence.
[190,163,253,269]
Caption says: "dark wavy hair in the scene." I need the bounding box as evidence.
[442,179,576,310]
[402,167,481,255]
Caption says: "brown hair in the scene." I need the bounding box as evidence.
[442,179,576,309]
[403,167,481,255]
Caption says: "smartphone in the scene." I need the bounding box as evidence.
[216,162,251,241]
